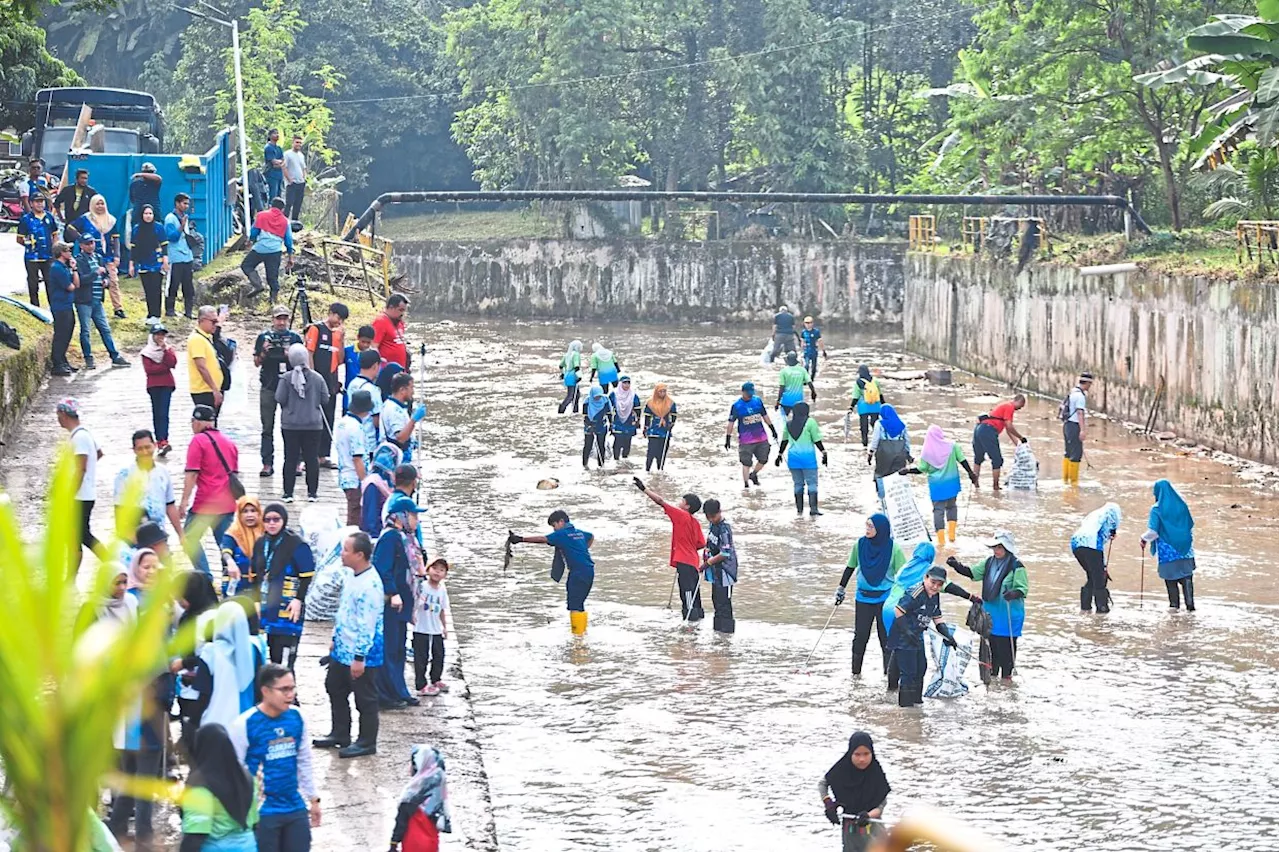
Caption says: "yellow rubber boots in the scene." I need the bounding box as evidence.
[569,611,589,635]
[935,529,946,548]
[947,520,957,542]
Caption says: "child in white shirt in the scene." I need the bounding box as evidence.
[412,555,450,696]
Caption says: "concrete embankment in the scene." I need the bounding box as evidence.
[903,251,1278,464]
[393,237,906,325]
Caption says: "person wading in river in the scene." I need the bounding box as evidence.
[899,425,979,547]
[701,499,737,634]
[1061,372,1092,485]
[800,316,828,379]
[557,340,583,414]
[643,384,677,472]
[886,565,959,707]
[775,401,827,516]
[867,404,911,501]
[834,514,904,679]
[1070,502,1121,613]
[1142,479,1197,612]
[776,352,815,416]
[581,386,611,470]
[726,382,777,488]
[947,530,1028,681]
[819,731,891,852]
[972,394,1027,491]
[634,478,705,622]
[770,304,801,362]
[508,509,596,635]
[848,365,885,448]
[609,376,641,462]
[589,341,621,393]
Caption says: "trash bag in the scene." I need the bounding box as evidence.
[965,602,993,685]
[924,625,975,698]
[760,337,775,366]
[1005,441,1039,490]
[301,508,354,622]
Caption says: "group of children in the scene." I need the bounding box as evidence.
[556,340,679,472]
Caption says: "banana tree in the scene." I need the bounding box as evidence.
[1136,0,1279,170]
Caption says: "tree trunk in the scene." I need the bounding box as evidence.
[1157,141,1182,231]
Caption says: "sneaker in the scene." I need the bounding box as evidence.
[157,441,171,457]
[433,681,449,694]
[111,356,130,367]
[113,308,126,319]
[66,363,79,372]
[144,316,157,326]
[283,495,294,503]
[417,685,431,697]
[307,495,319,502]
[83,358,96,370]
[260,465,274,477]
[52,368,72,377]
[422,683,440,696]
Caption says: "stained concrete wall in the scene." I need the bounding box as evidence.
[904,252,1278,464]
[393,238,906,325]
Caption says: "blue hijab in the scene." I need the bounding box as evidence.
[878,405,906,439]
[856,514,894,586]
[586,386,609,419]
[1150,479,1194,554]
[882,541,935,633]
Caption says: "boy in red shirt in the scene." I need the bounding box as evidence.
[972,394,1027,491]
[633,476,705,622]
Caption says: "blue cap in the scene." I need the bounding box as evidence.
[742,382,755,395]
[385,493,427,516]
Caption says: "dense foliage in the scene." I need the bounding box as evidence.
[23,0,1279,229]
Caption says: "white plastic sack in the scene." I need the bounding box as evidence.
[760,337,775,366]
[1005,442,1039,491]
[881,474,930,546]
[924,626,976,698]
[302,513,358,622]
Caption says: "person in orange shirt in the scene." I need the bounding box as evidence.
[305,302,348,466]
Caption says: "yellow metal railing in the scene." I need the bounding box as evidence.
[1236,220,1278,264]
[908,214,936,250]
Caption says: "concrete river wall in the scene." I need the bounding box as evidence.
[903,252,1278,464]
[393,238,906,325]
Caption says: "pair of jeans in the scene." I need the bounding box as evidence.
[166,263,193,316]
[75,300,119,361]
[851,599,888,675]
[789,466,818,494]
[241,249,283,299]
[147,387,173,442]
[266,172,284,203]
[184,510,234,576]
[108,749,162,847]
[676,562,704,621]
[52,308,75,370]
[255,809,311,852]
[282,428,322,498]
[376,613,413,702]
[285,182,306,220]
[412,632,445,690]
[260,386,279,466]
[24,259,48,306]
[326,661,379,746]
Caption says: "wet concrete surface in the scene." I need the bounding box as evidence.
[0,316,498,852]
[2,314,1277,852]
[414,319,1278,852]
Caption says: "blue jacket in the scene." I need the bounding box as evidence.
[373,531,415,624]
[47,260,76,312]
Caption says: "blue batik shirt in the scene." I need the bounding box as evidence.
[229,707,317,815]
[332,565,384,667]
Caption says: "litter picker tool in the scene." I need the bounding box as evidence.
[798,604,839,673]
[1140,546,1146,608]
[843,410,851,441]
[666,573,677,609]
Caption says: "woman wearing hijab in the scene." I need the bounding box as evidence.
[179,723,258,852]
[390,744,453,852]
[70,193,123,317]
[362,442,403,536]
[900,425,979,547]
[774,401,827,515]
[128,204,169,322]
[220,496,264,597]
[175,572,221,753]
[589,341,622,393]
[251,503,315,671]
[99,566,139,626]
[818,731,891,851]
[848,365,885,447]
[608,376,641,461]
[866,404,911,499]
[834,515,904,677]
[557,340,583,414]
[643,384,678,472]
[582,386,612,469]
[1142,479,1196,611]
[275,342,331,501]
[192,601,259,730]
[947,529,1028,681]
[140,323,177,455]
[1070,502,1122,613]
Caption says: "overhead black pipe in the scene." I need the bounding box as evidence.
[343,189,1151,242]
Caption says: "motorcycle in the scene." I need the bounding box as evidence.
[0,169,25,232]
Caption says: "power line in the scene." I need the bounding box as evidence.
[326,4,992,106]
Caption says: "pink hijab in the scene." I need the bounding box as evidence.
[920,425,955,468]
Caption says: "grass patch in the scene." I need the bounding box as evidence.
[0,299,52,367]
[376,209,562,241]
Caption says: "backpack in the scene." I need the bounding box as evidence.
[1058,392,1073,421]
[862,380,881,405]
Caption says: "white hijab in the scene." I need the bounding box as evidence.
[613,380,636,420]
[197,602,256,729]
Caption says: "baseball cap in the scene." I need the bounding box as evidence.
[926,565,947,582]
[348,390,374,415]
[385,493,427,516]
[1079,371,1095,383]
[803,315,814,322]
[742,381,755,395]
[55,398,81,417]
[271,304,290,317]
[135,522,168,548]
[78,233,96,244]
[150,324,168,335]
[192,404,216,422]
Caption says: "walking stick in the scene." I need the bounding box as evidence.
[666,572,677,609]
[798,604,840,673]
[1140,548,1146,608]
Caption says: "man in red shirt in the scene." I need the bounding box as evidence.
[634,476,706,622]
[972,394,1027,491]
[180,404,240,576]
[372,294,410,369]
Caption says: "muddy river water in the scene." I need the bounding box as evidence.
[416,319,1278,852]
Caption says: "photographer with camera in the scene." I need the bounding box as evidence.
[254,305,304,477]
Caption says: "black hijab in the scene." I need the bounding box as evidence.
[825,731,891,813]
[787,401,811,441]
[132,205,161,255]
[186,723,254,828]
[178,571,219,628]
[856,364,873,389]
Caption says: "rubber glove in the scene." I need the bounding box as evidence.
[774,453,783,467]
[834,586,846,606]
[724,435,732,450]
[946,556,963,570]
[506,531,521,545]
[854,811,870,827]
[412,404,427,421]
[632,476,646,493]
[824,799,840,825]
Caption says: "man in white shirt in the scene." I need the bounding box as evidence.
[113,429,183,538]
[335,391,373,526]
[57,398,103,566]
[282,135,307,222]
[1062,371,1093,484]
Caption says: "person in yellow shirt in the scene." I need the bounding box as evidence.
[188,305,225,421]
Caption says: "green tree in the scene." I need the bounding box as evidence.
[42,0,185,90]
[0,20,82,133]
